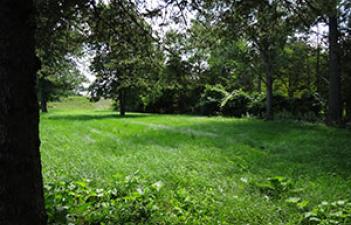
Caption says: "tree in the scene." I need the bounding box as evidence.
[198,0,294,119]
[36,0,85,112]
[88,0,157,117]
[341,19,351,122]
[327,1,342,124]
[0,1,46,224]
[37,58,87,112]
[287,0,350,124]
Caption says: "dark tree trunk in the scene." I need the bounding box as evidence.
[288,74,294,99]
[119,89,126,117]
[41,90,48,113]
[316,36,322,94]
[39,78,48,113]
[261,50,274,120]
[346,104,351,123]
[265,66,274,120]
[307,61,312,92]
[257,73,262,93]
[327,12,342,124]
[0,1,47,225]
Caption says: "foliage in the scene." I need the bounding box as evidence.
[88,0,160,116]
[252,176,294,198]
[45,175,164,225]
[199,84,227,116]
[35,0,87,110]
[197,87,323,120]
[45,174,221,225]
[303,200,351,224]
[221,90,251,117]
[38,59,87,101]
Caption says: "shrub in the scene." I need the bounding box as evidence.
[273,94,292,113]
[198,85,227,116]
[248,93,266,117]
[144,86,202,114]
[251,92,324,121]
[291,92,324,121]
[220,90,252,117]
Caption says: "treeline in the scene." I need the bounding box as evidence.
[100,3,350,125]
[35,0,351,125]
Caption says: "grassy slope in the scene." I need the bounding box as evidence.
[41,96,351,224]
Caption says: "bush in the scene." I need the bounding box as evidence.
[144,87,178,114]
[291,92,324,121]
[220,90,252,117]
[198,85,227,116]
[247,93,265,117]
[144,86,202,114]
[272,94,292,113]
[251,92,324,121]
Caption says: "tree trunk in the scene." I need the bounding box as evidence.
[0,1,47,225]
[119,89,126,117]
[39,78,48,113]
[327,12,342,124]
[346,104,351,123]
[261,50,274,120]
[316,33,322,94]
[288,74,294,99]
[266,66,274,120]
[257,73,262,93]
[307,60,312,92]
[41,89,48,113]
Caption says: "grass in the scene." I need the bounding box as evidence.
[41,96,351,224]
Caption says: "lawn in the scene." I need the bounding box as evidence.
[40,96,351,225]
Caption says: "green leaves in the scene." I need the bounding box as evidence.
[45,175,220,225]
[285,197,310,210]
[303,200,351,224]
[252,176,295,199]
[45,176,163,225]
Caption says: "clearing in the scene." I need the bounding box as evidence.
[41,96,351,224]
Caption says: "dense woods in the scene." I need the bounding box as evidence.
[0,0,350,224]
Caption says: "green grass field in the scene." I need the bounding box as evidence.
[41,96,351,224]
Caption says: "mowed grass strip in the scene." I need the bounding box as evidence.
[40,96,351,224]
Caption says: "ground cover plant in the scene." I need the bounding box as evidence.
[40,97,351,224]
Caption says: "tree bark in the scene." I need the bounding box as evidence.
[261,49,274,120]
[39,77,48,113]
[346,104,351,123]
[265,65,274,120]
[257,73,262,93]
[327,12,342,124]
[40,83,48,113]
[0,1,47,225]
[288,74,294,99]
[316,27,322,94]
[41,94,48,113]
[119,89,126,117]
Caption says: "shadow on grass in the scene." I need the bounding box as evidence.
[117,118,351,179]
[46,111,351,178]
[48,113,148,121]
